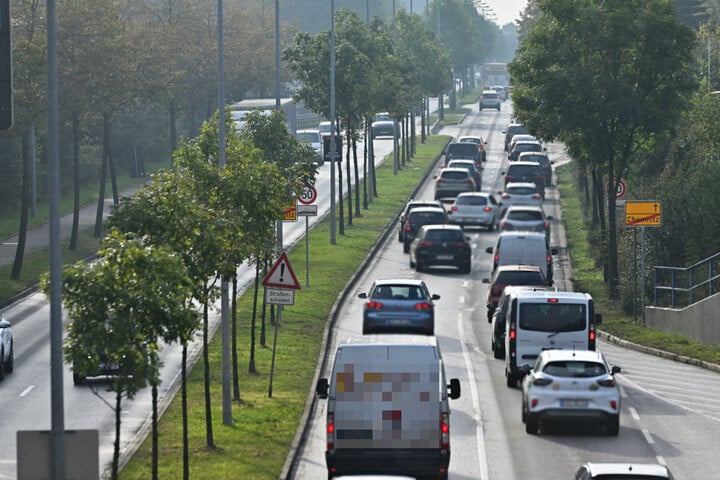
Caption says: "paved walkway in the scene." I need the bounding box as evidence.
[0,182,148,269]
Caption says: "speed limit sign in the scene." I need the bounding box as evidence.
[298,184,318,205]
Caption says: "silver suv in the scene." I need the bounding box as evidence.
[434,167,476,201]
[479,90,501,111]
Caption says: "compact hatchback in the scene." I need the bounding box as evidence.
[446,159,481,189]
[522,350,622,435]
[499,205,552,240]
[358,279,440,335]
[500,182,543,210]
[458,136,487,162]
[447,192,500,230]
[502,161,546,198]
[397,199,445,242]
[409,224,472,273]
[479,90,501,111]
[509,140,545,161]
[402,206,448,253]
[434,167,476,201]
[0,312,14,381]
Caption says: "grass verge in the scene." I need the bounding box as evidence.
[556,162,720,365]
[118,135,452,479]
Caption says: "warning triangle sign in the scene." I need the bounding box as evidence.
[262,253,301,290]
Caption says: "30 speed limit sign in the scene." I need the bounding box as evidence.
[298,184,318,205]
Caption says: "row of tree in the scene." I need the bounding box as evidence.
[41,109,317,480]
[510,0,720,311]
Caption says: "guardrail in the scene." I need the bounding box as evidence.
[653,252,720,307]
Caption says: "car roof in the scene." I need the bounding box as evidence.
[495,264,543,273]
[505,181,540,189]
[580,463,672,477]
[459,136,483,141]
[517,151,548,158]
[440,167,471,174]
[447,159,476,166]
[539,349,606,363]
[372,278,427,287]
[456,191,492,198]
[508,161,542,168]
[497,230,547,239]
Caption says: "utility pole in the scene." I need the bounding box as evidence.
[330,0,337,244]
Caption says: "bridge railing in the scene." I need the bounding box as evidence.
[653,252,720,307]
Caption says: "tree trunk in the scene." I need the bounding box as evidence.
[182,344,189,480]
[11,130,31,280]
[607,164,620,298]
[94,132,109,238]
[249,260,260,374]
[338,158,345,234]
[152,381,158,480]
[363,122,369,209]
[345,135,353,226]
[232,276,242,402]
[202,300,215,448]
[70,111,80,250]
[170,101,177,166]
[353,136,361,217]
[112,388,123,480]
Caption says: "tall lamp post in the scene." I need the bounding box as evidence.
[330,0,337,244]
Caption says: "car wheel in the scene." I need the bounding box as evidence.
[415,260,423,272]
[0,347,4,381]
[403,242,410,253]
[462,264,471,274]
[73,373,86,385]
[409,254,416,268]
[493,345,504,359]
[525,415,539,434]
[398,231,403,242]
[5,342,13,373]
[521,401,527,423]
[607,415,620,436]
[506,371,516,388]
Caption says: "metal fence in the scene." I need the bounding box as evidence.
[653,252,720,307]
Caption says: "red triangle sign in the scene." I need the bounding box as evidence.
[262,253,301,290]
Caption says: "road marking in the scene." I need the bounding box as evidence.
[457,311,489,480]
[458,295,465,304]
[19,385,34,397]
[656,455,667,465]
[641,429,655,444]
[628,406,640,420]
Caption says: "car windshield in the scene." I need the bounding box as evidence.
[508,165,539,176]
[372,284,427,300]
[447,144,478,156]
[542,361,607,378]
[495,271,544,284]
[507,210,544,221]
[424,229,463,242]
[519,303,587,332]
[455,196,487,206]
[448,161,476,173]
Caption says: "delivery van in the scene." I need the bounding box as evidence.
[501,288,602,387]
[316,339,461,480]
[486,231,558,283]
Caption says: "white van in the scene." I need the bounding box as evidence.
[485,231,558,283]
[501,288,602,387]
[316,339,461,479]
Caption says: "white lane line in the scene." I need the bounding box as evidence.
[628,406,640,421]
[19,385,34,397]
[457,311,489,480]
[641,429,655,444]
[656,455,667,466]
[458,295,465,304]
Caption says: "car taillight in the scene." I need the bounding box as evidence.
[440,412,450,451]
[491,284,505,295]
[531,398,540,408]
[404,222,411,233]
[543,221,549,228]
[366,301,383,309]
[437,178,446,184]
[597,378,616,387]
[509,321,516,340]
[479,144,485,150]
[414,302,432,310]
[420,241,434,247]
[609,400,618,410]
[494,252,499,263]
[501,193,511,199]
[464,179,474,185]
[533,377,552,386]
[483,206,492,212]
[505,175,513,183]
[450,205,458,211]
[327,413,335,451]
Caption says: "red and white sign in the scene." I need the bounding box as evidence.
[262,253,301,290]
[606,178,626,199]
[298,184,318,205]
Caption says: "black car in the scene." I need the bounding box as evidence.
[508,140,545,161]
[444,141,482,168]
[397,199,445,242]
[517,152,554,187]
[503,123,528,151]
[370,113,397,139]
[402,207,448,253]
[408,224,472,273]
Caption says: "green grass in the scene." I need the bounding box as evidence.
[556,163,720,365]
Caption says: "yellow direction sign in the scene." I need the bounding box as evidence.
[283,202,297,222]
[625,200,661,227]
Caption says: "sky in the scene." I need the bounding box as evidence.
[481,0,528,26]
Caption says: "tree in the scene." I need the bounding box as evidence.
[42,229,196,480]
[509,0,696,298]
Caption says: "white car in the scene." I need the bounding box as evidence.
[0,312,14,381]
[521,349,621,435]
[499,182,543,210]
[446,191,501,230]
[295,129,324,165]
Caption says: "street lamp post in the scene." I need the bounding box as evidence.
[330,0,337,244]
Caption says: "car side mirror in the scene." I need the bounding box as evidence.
[550,247,559,255]
[316,378,329,399]
[482,278,490,284]
[547,215,554,220]
[485,247,494,254]
[358,292,367,299]
[431,294,441,300]
[520,364,532,375]
[611,366,621,375]
[0,320,10,328]
[448,378,461,399]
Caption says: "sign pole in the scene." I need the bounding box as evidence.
[641,226,646,325]
[305,216,310,287]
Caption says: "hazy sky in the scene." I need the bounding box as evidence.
[482,0,528,26]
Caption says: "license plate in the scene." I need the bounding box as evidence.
[387,319,411,325]
[560,399,588,407]
[436,254,453,260]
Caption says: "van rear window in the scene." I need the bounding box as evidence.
[518,303,586,332]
